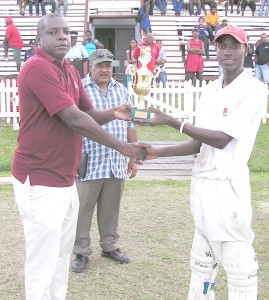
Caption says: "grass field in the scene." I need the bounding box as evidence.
[0,122,268,299]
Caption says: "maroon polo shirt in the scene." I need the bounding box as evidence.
[12,48,93,187]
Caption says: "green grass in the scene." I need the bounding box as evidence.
[0,122,268,175]
[0,178,268,299]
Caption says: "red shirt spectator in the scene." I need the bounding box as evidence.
[133,33,160,73]
[5,19,23,49]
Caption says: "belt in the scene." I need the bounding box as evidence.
[68,59,82,62]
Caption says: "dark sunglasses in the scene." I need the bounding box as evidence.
[95,49,114,59]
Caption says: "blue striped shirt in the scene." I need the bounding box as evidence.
[78,75,135,181]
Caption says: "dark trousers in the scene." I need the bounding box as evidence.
[71,60,84,78]
[41,0,56,15]
[29,0,40,15]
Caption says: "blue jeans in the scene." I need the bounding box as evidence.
[56,0,68,15]
[156,71,167,87]
[29,0,40,15]
[41,0,56,15]
[255,64,269,83]
[259,0,269,16]
[172,0,184,14]
[155,0,167,12]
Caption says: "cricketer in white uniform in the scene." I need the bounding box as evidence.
[134,25,267,299]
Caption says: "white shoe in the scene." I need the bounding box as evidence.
[1,56,9,61]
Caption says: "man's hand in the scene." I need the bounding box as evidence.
[128,158,138,178]
[114,104,132,121]
[133,106,172,126]
[134,142,158,160]
[120,143,147,161]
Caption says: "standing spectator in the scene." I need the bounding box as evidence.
[244,36,254,74]
[65,31,89,78]
[133,32,160,73]
[255,33,269,89]
[205,5,220,42]
[125,38,138,89]
[24,39,37,61]
[137,0,152,36]
[215,18,228,33]
[41,0,56,15]
[185,27,204,86]
[12,13,146,300]
[1,17,23,72]
[194,16,209,59]
[156,39,167,87]
[172,0,184,15]
[155,0,167,15]
[29,0,40,16]
[216,0,229,16]
[82,30,104,60]
[189,0,202,16]
[56,0,68,16]
[71,49,137,273]
[258,0,269,16]
[242,0,256,16]
[134,25,267,300]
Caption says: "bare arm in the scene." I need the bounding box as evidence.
[134,107,233,149]
[127,127,138,178]
[56,105,145,159]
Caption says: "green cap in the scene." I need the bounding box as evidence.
[90,49,114,64]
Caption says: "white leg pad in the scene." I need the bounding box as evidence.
[188,232,218,300]
[222,242,258,300]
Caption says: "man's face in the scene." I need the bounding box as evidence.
[261,34,268,43]
[90,62,113,86]
[217,35,247,72]
[85,31,92,40]
[145,34,154,45]
[38,16,70,61]
[71,36,77,46]
[211,8,217,14]
[156,41,162,48]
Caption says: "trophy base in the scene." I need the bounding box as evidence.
[130,107,152,120]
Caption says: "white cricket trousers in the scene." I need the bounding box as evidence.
[12,176,79,300]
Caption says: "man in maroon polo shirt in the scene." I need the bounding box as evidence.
[133,32,160,73]
[1,17,23,71]
[12,13,146,300]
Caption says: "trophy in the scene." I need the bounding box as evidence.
[128,46,160,120]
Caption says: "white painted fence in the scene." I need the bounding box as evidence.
[0,79,268,130]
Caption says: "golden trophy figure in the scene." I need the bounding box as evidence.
[128,46,160,120]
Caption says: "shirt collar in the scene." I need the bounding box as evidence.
[213,69,246,91]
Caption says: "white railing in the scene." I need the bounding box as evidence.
[1,79,268,130]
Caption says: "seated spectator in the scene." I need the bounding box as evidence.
[189,0,202,16]
[24,39,37,61]
[242,0,256,16]
[41,0,56,16]
[215,18,228,33]
[172,0,184,16]
[56,0,68,16]
[29,0,41,16]
[216,0,228,16]
[201,0,215,15]
[230,0,241,14]
[183,0,190,15]
[194,16,209,58]
[65,31,89,78]
[259,0,269,16]
[20,0,29,16]
[205,5,219,42]
[155,0,167,15]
